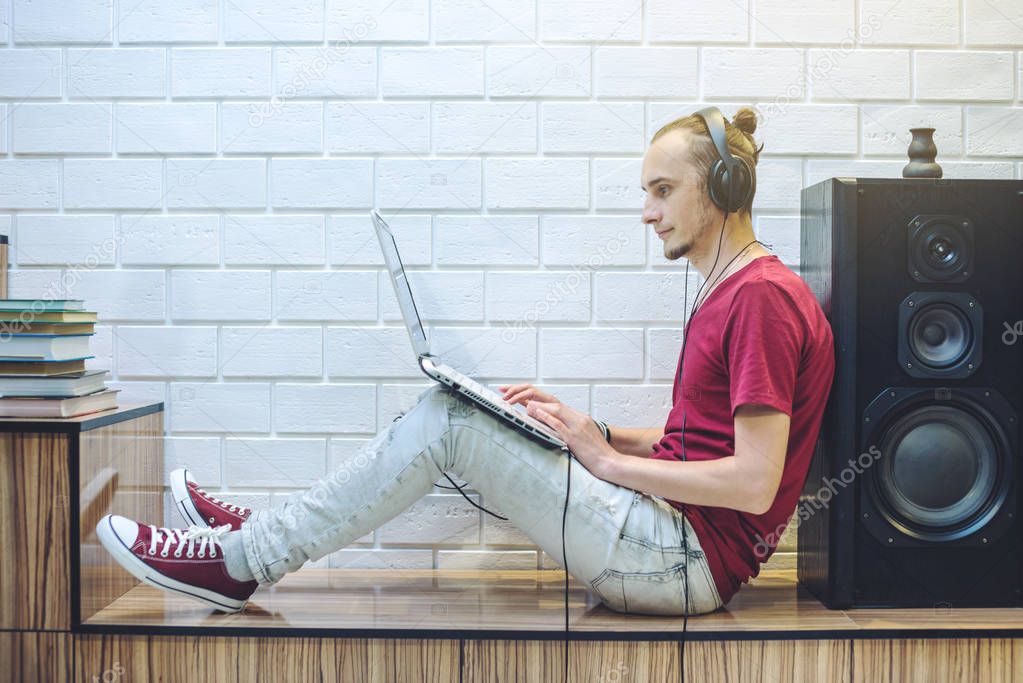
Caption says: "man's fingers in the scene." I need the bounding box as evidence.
[527,399,560,415]
[505,388,531,404]
[502,384,535,404]
[501,384,561,408]
[529,402,567,433]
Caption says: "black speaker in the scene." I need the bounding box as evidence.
[797,177,1023,609]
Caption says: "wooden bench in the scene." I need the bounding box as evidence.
[4,402,1022,681]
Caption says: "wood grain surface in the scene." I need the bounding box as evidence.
[0,431,70,630]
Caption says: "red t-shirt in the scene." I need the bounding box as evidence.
[650,254,835,605]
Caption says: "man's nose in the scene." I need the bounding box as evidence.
[642,198,661,226]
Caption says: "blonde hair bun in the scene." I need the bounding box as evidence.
[731,107,758,136]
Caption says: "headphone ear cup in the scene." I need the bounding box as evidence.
[729,157,754,213]
[706,158,729,211]
[709,158,754,213]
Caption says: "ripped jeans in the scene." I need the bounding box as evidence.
[239,384,724,616]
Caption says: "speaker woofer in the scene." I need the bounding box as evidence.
[898,291,982,378]
[907,214,973,283]
[875,406,998,536]
[860,387,1015,547]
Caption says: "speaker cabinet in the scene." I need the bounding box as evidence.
[797,178,1023,609]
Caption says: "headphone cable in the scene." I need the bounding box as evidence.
[563,449,572,682]
[675,208,727,683]
[675,177,765,681]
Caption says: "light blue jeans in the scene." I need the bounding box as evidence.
[239,384,723,616]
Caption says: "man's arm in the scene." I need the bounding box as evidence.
[600,404,790,515]
[606,425,662,458]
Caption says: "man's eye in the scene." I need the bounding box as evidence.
[659,186,669,195]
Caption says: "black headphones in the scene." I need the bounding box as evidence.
[692,106,756,214]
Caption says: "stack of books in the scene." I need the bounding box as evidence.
[0,299,118,418]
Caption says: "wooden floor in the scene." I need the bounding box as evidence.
[81,567,1023,639]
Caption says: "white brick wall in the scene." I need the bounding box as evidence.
[4,1,1018,570]
[69,49,166,99]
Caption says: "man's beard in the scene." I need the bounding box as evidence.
[665,199,713,261]
[665,237,691,260]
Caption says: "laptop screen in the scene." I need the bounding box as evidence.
[371,210,430,357]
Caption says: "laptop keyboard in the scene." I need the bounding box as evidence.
[441,365,559,436]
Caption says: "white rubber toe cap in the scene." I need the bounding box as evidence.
[106,514,140,545]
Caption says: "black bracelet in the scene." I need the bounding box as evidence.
[592,418,612,444]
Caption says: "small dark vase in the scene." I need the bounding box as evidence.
[902,127,942,178]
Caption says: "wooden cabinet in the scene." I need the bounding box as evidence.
[0,403,163,682]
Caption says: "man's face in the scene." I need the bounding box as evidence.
[640,130,717,261]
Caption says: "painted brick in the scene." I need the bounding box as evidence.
[116,103,217,154]
[118,0,217,43]
[170,270,271,321]
[223,214,325,265]
[12,103,111,154]
[17,214,115,265]
[171,382,271,433]
[487,47,590,97]
[14,0,111,43]
[486,271,591,322]
[119,214,220,265]
[167,159,267,209]
[68,48,165,98]
[595,47,698,98]
[221,326,323,377]
[381,48,484,97]
[116,326,218,377]
[275,270,377,322]
[432,102,536,154]
[432,0,535,42]
[916,51,1013,101]
[273,383,377,433]
[540,328,643,380]
[64,159,162,209]
[326,102,429,154]
[486,158,589,209]
[225,0,324,43]
[542,102,644,154]
[434,215,538,266]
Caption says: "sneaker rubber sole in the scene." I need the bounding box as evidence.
[170,467,207,528]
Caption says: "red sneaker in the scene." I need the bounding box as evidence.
[170,467,251,531]
[96,514,258,613]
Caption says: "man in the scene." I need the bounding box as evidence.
[96,106,835,616]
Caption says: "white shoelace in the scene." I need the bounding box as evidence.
[147,523,233,559]
[196,486,249,515]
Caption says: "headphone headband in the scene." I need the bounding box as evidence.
[694,106,738,174]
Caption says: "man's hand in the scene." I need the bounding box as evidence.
[499,383,560,407]
[500,384,621,479]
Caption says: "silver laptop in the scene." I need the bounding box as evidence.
[371,210,567,450]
